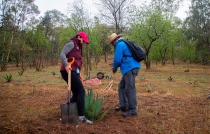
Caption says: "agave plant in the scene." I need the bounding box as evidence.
[84,89,109,121]
[4,74,13,82]
[168,76,173,81]
[18,71,23,76]
[51,71,56,76]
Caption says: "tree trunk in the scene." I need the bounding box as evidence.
[172,47,175,65]
[104,52,107,63]
[145,55,151,69]
[6,31,15,63]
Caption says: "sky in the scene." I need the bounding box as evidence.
[34,0,190,20]
[34,0,96,16]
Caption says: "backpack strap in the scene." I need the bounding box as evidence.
[123,40,132,57]
[123,55,132,57]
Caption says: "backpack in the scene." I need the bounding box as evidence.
[123,39,146,62]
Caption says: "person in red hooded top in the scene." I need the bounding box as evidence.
[60,32,92,124]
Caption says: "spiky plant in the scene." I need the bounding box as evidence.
[51,71,56,76]
[18,71,23,76]
[84,89,109,121]
[4,74,13,82]
[168,76,173,81]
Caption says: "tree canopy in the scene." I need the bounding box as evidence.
[0,0,209,72]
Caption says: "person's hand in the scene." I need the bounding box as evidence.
[65,65,72,73]
[112,68,117,74]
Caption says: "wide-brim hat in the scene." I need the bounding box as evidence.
[108,33,123,44]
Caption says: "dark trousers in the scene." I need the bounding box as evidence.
[118,68,139,112]
[60,70,85,116]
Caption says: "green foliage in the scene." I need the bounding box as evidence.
[0,0,40,71]
[184,0,210,64]
[99,109,110,121]
[18,71,23,76]
[189,80,198,87]
[26,26,50,71]
[89,24,106,68]
[177,38,197,63]
[59,27,76,48]
[84,89,109,121]
[168,76,173,81]
[129,7,171,68]
[4,74,13,82]
[51,71,56,76]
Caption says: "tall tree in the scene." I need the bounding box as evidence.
[97,0,134,33]
[26,26,50,71]
[90,21,111,68]
[39,10,67,64]
[129,0,181,69]
[129,8,167,69]
[66,0,92,76]
[184,0,210,65]
[0,0,39,71]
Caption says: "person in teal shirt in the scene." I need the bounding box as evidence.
[108,33,141,117]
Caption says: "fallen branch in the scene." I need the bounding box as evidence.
[107,83,113,90]
[104,80,113,90]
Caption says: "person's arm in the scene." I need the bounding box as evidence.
[60,42,74,72]
[113,43,124,71]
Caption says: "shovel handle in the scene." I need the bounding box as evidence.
[67,57,75,66]
[67,57,75,91]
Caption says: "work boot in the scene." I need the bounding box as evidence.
[115,106,126,112]
[78,116,93,124]
[122,111,137,117]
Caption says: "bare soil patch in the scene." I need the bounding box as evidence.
[0,60,210,134]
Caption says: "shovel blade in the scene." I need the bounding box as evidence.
[60,102,79,124]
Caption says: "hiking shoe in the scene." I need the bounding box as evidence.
[115,106,126,112]
[122,111,137,117]
[78,116,93,124]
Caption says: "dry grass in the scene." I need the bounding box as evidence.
[0,57,210,134]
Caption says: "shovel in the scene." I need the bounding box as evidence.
[60,57,79,124]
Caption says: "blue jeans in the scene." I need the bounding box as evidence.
[118,68,139,112]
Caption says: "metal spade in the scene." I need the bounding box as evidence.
[60,57,79,124]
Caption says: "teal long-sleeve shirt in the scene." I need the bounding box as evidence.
[113,38,141,75]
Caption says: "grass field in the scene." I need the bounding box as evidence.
[0,57,210,134]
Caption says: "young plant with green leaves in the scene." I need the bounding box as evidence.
[4,74,13,82]
[84,89,109,121]
[168,76,173,81]
[18,71,23,76]
[51,71,56,76]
